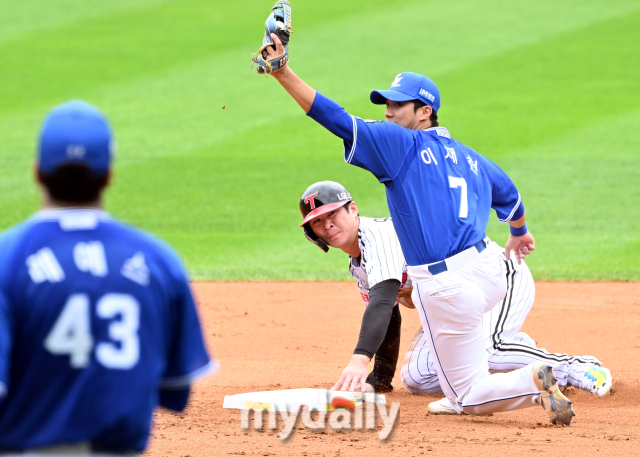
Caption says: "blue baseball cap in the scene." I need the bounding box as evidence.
[370,72,441,113]
[38,100,113,175]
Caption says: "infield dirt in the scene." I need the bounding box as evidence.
[145,282,640,456]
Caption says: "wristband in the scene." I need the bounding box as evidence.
[510,223,528,237]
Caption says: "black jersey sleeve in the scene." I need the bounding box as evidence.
[365,304,402,392]
[353,279,401,359]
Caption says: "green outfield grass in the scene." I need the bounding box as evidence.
[1,0,638,280]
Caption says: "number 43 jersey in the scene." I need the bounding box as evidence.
[0,209,216,452]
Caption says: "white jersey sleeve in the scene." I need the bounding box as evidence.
[349,217,408,304]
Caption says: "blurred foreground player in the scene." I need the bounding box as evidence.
[0,101,216,456]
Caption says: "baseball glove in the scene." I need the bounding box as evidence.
[251,0,293,75]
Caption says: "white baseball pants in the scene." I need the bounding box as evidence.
[407,241,542,415]
[402,253,599,395]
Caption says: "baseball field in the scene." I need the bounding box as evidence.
[1,0,639,455]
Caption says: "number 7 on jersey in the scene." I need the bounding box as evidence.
[448,176,468,218]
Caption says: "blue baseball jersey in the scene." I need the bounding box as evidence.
[308,93,524,266]
[0,209,216,453]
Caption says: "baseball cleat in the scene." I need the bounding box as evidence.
[582,365,614,397]
[427,397,461,415]
[532,363,575,426]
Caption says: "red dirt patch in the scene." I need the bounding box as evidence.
[145,282,640,456]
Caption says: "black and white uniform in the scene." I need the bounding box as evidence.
[350,218,600,395]
[349,217,410,304]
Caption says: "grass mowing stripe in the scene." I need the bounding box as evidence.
[156,232,354,281]
[0,0,176,44]
[2,0,636,116]
[442,11,640,157]
[297,0,639,112]
[3,0,634,168]
[1,1,638,280]
[0,0,403,114]
[485,107,640,280]
[0,0,258,112]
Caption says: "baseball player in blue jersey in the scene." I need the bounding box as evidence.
[260,33,576,425]
[0,101,216,455]
[298,181,613,415]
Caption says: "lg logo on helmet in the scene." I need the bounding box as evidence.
[337,192,350,201]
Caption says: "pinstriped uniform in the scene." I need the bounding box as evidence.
[401,251,599,394]
[349,217,410,305]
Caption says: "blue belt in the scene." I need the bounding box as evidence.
[427,239,488,276]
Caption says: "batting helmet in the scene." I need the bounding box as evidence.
[299,181,353,253]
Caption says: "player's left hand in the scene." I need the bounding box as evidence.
[332,354,371,392]
[505,232,535,264]
[251,1,292,75]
